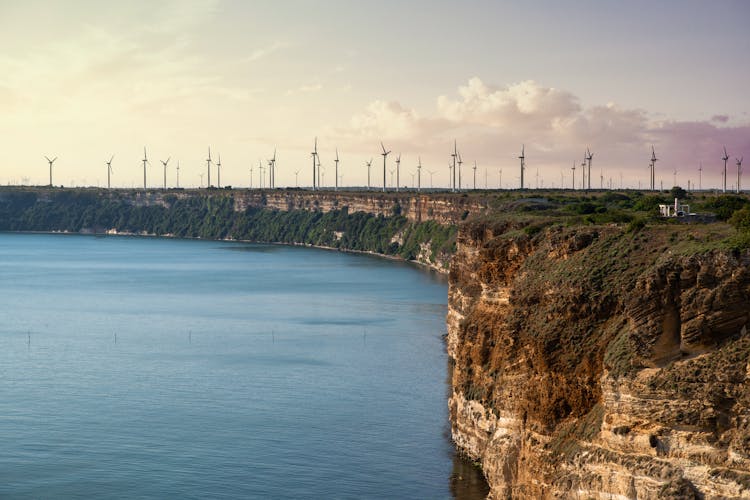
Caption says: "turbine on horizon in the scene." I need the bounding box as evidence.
[160,157,170,189]
[380,142,391,192]
[45,155,57,187]
[518,145,525,189]
[311,138,318,191]
[106,155,114,190]
[722,146,730,193]
[206,147,212,188]
[334,149,340,192]
[142,147,149,190]
[365,158,373,191]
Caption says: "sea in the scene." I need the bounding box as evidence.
[0,233,488,499]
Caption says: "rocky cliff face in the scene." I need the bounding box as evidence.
[448,220,750,498]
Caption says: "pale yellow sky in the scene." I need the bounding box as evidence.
[1,0,748,189]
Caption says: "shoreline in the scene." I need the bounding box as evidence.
[1,228,450,276]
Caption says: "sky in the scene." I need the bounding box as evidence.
[1,0,748,190]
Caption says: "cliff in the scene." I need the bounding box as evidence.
[448,218,750,498]
[0,187,464,272]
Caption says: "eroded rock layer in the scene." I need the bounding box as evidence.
[448,219,750,499]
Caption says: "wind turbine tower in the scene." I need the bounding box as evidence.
[722,146,730,193]
[395,153,401,192]
[311,138,318,191]
[737,157,744,193]
[698,162,703,191]
[176,161,180,188]
[44,156,58,187]
[457,151,463,190]
[473,160,477,190]
[268,149,276,189]
[215,154,222,188]
[206,147,212,188]
[380,142,391,192]
[106,155,114,189]
[571,161,576,190]
[417,157,422,192]
[518,145,526,189]
[142,147,149,190]
[335,149,340,191]
[160,157,170,189]
[585,148,593,190]
[365,158,372,190]
[451,141,458,192]
[649,146,658,191]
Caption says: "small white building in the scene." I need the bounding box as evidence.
[659,198,691,217]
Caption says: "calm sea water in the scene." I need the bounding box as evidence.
[0,233,487,499]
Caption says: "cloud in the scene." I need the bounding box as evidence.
[345,100,424,143]
[437,78,581,131]
[341,77,750,188]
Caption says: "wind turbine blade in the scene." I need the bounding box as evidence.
[109,155,115,163]
[45,156,50,162]
[381,142,386,154]
[52,157,57,163]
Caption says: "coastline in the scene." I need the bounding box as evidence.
[2,228,450,276]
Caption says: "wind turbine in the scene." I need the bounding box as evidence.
[311,138,318,191]
[380,142,391,192]
[294,169,300,187]
[395,153,401,192]
[571,160,576,190]
[365,158,373,190]
[457,151,463,190]
[249,163,254,189]
[142,147,149,190]
[427,169,436,189]
[389,168,395,188]
[417,156,422,192]
[737,157,744,193]
[215,154,222,188]
[44,156,57,187]
[334,149,340,191]
[472,160,477,190]
[268,149,276,189]
[518,145,525,189]
[176,161,180,188]
[698,162,703,191]
[673,167,677,188]
[160,157,170,189]
[649,146,658,191]
[585,147,593,190]
[451,141,458,192]
[206,147,212,188]
[106,155,114,189]
[498,168,502,189]
[722,146,730,193]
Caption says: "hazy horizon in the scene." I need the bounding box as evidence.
[1,0,748,189]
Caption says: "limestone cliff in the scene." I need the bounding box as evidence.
[448,219,750,498]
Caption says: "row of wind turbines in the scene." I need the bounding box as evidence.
[40,141,744,193]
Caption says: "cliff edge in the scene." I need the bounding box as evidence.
[448,218,750,498]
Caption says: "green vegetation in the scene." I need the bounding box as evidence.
[0,189,456,267]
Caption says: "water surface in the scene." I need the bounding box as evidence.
[0,233,486,498]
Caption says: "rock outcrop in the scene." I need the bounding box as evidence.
[448,219,750,498]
